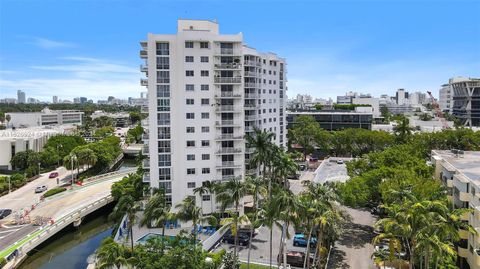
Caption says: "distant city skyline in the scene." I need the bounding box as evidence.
[1,0,479,101]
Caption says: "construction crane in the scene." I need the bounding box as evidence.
[427,91,450,129]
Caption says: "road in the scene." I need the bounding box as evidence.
[0,166,83,216]
[0,170,132,252]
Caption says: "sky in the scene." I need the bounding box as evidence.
[0,0,479,101]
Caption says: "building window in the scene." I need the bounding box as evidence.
[202,168,210,174]
[186,113,195,119]
[202,195,211,201]
[157,99,170,111]
[187,140,196,147]
[187,154,195,161]
[201,140,210,147]
[158,127,171,139]
[186,126,195,133]
[201,112,209,119]
[201,126,210,133]
[200,56,209,63]
[156,43,169,55]
[187,168,196,175]
[157,85,170,97]
[158,154,171,166]
[157,71,170,83]
[159,168,171,180]
[201,85,209,91]
[185,56,194,62]
[187,182,196,188]
[186,99,194,105]
[185,84,195,91]
[200,42,209,49]
[202,154,210,160]
[157,113,170,125]
[186,70,194,77]
[156,57,170,69]
[201,70,209,77]
[185,41,194,48]
[201,98,210,105]
[158,141,171,153]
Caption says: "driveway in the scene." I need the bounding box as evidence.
[327,207,377,269]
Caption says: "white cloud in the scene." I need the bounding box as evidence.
[29,37,75,49]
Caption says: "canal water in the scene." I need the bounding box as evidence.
[19,158,137,269]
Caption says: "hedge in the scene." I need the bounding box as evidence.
[43,187,67,198]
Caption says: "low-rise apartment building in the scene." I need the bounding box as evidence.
[6,108,83,128]
[286,109,373,131]
[432,150,480,269]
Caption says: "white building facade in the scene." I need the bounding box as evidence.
[439,84,453,113]
[140,20,287,212]
[6,108,84,128]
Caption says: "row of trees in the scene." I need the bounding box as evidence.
[288,115,480,159]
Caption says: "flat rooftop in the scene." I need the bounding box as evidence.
[433,150,480,183]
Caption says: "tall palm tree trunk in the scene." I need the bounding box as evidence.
[247,191,258,269]
[234,202,239,260]
[304,225,313,269]
[269,227,273,269]
[283,222,289,268]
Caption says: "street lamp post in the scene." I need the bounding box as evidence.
[70,155,77,187]
[56,144,63,167]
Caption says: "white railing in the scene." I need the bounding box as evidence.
[139,50,147,58]
[244,82,259,88]
[214,77,242,84]
[216,162,242,168]
[3,195,115,263]
[244,93,259,98]
[140,79,148,86]
[244,71,258,77]
[214,63,241,69]
[216,92,242,98]
[216,148,242,154]
[214,48,241,55]
[215,120,238,126]
[216,134,243,140]
[244,60,261,67]
[215,105,241,112]
[140,65,148,72]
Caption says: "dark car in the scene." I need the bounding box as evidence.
[222,231,250,246]
[49,172,59,178]
[0,209,12,219]
[277,250,313,267]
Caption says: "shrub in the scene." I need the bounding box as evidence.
[43,187,67,198]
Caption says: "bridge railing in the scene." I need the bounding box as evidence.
[82,168,135,185]
[1,195,114,264]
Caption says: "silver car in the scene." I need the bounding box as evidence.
[35,185,47,193]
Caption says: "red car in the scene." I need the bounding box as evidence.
[49,172,59,178]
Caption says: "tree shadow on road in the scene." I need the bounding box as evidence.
[327,248,350,269]
[338,222,375,249]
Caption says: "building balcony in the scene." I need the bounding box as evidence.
[142,159,150,169]
[214,63,241,70]
[244,71,259,77]
[459,228,469,239]
[245,147,255,154]
[214,77,242,84]
[219,175,241,181]
[215,92,242,98]
[244,60,262,67]
[140,50,148,59]
[216,162,242,168]
[244,104,257,110]
[143,172,150,183]
[214,48,242,55]
[142,133,149,141]
[140,64,148,72]
[215,105,242,112]
[244,93,259,99]
[142,145,149,155]
[244,115,257,121]
[245,126,256,132]
[140,78,148,86]
[140,106,148,114]
[244,82,259,88]
[215,134,244,140]
[216,148,242,154]
[215,120,241,126]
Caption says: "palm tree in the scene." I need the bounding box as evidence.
[140,188,171,238]
[216,177,250,259]
[272,186,299,268]
[245,176,267,269]
[219,210,250,259]
[96,238,129,269]
[257,197,279,269]
[175,196,203,243]
[193,184,208,215]
[203,180,217,214]
[394,116,413,143]
[272,151,299,188]
[245,128,274,180]
[110,193,139,251]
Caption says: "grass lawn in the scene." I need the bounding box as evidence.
[240,263,271,269]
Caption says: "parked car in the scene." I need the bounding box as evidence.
[299,164,307,171]
[277,250,313,267]
[336,159,344,164]
[309,157,318,162]
[0,209,12,219]
[49,172,59,178]
[35,185,48,193]
[222,230,250,246]
[287,173,300,180]
[293,234,317,247]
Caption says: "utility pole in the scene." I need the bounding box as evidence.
[57,144,62,167]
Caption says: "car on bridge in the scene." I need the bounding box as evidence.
[35,185,48,193]
[49,172,59,178]
[0,209,12,219]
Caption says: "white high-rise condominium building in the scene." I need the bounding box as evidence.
[140,19,287,212]
[439,84,452,113]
